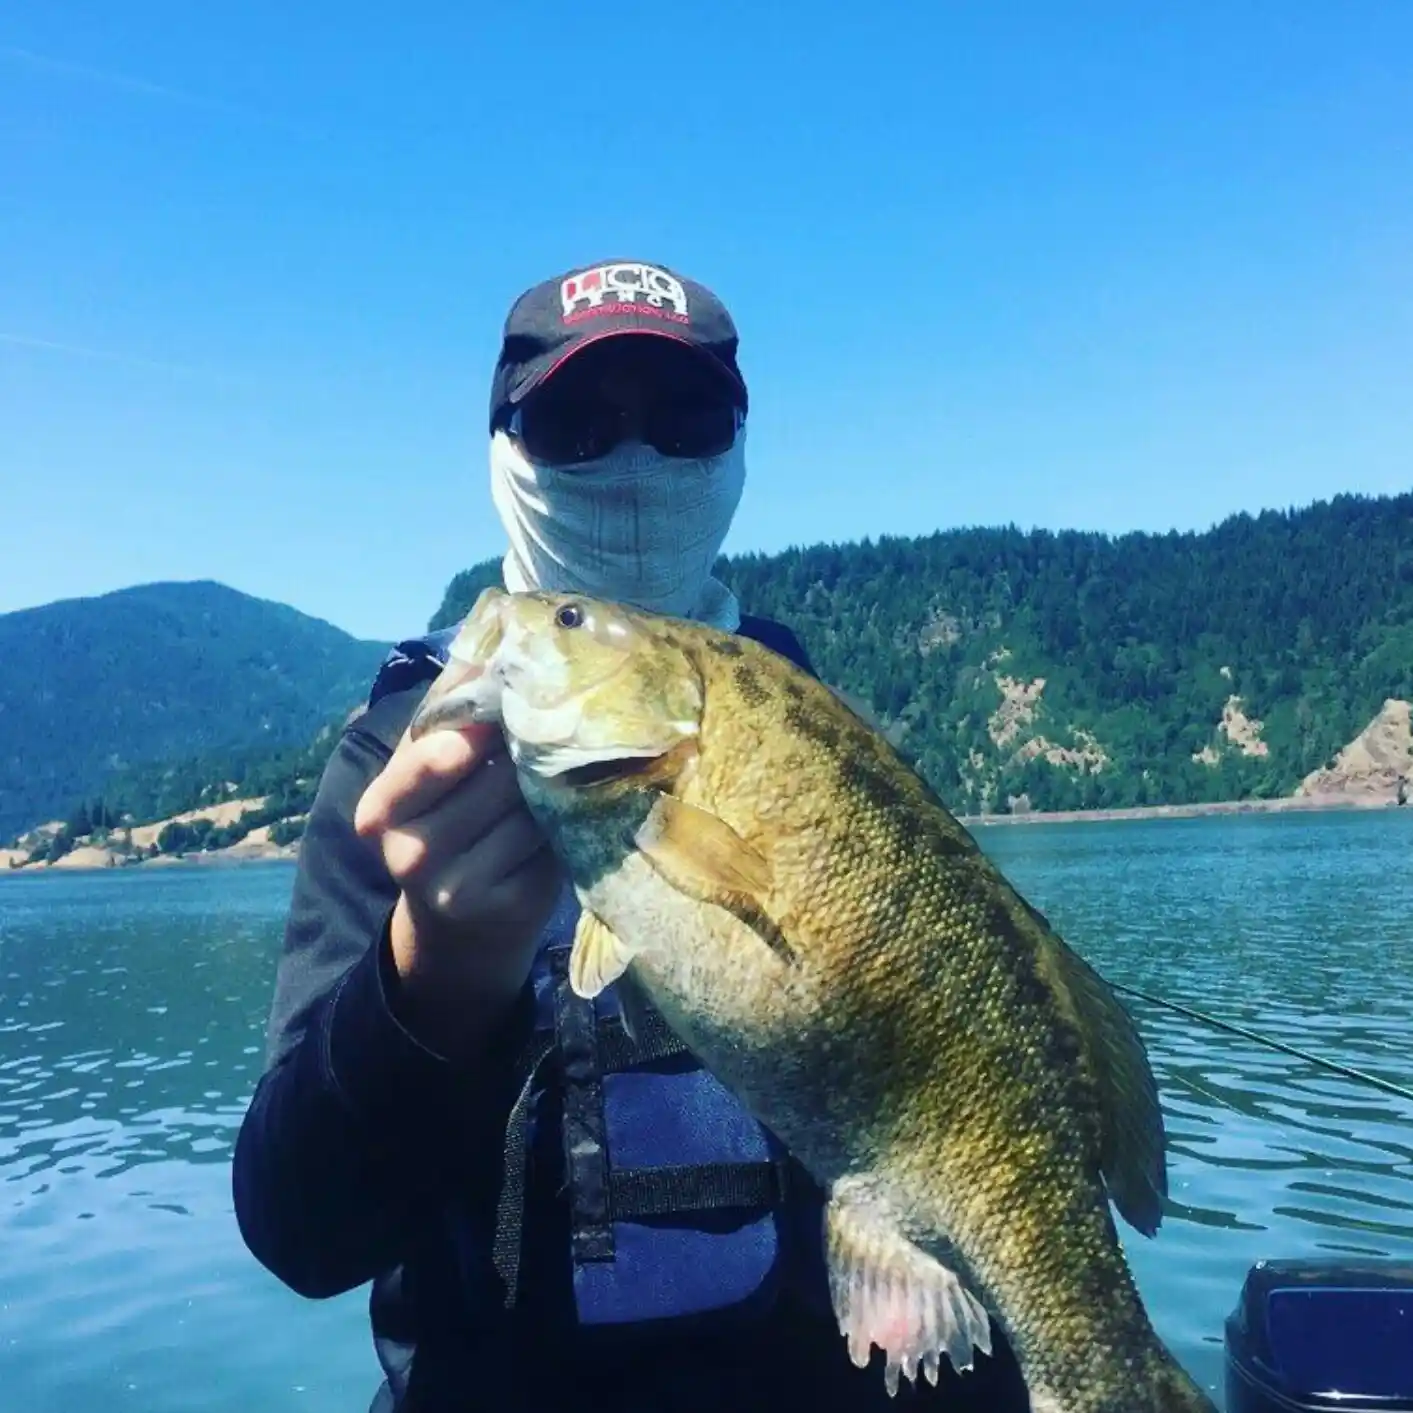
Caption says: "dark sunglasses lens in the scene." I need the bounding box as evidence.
[645,404,739,459]
[515,398,619,464]
[512,376,741,465]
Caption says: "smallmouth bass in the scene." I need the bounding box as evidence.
[410,587,1217,1413]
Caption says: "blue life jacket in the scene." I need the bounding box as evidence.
[365,612,829,1332]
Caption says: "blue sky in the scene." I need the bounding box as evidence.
[3,2,1410,643]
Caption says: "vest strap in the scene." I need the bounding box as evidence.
[491,1028,554,1310]
[596,1007,691,1072]
[609,1159,792,1218]
[552,951,615,1265]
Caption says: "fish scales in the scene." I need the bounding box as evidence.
[410,588,1218,1413]
[682,633,1168,1394]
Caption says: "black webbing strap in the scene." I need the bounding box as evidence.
[609,1159,792,1218]
[552,948,616,1264]
[595,1005,691,1072]
[490,1027,555,1310]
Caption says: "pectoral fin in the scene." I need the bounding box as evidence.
[569,910,638,1000]
[635,793,771,897]
[633,795,795,965]
[825,1177,992,1396]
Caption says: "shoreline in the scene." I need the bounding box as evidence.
[1,797,305,876]
[5,791,1404,879]
[1,841,301,876]
[959,792,1405,827]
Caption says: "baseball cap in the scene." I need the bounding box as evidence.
[488,259,748,432]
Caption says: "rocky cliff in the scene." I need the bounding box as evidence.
[1296,699,1412,803]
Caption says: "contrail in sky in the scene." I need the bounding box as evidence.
[0,331,224,381]
[0,43,311,135]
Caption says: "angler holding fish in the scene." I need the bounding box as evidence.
[234,260,1212,1413]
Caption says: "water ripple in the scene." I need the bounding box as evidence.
[984,810,1413,1387]
[2,816,1412,1409]
[0,864,380,1412]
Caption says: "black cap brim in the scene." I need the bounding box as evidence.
[507,328,746,411]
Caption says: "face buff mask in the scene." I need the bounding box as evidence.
[488,427,748,630]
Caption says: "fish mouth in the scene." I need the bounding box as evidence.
[407,586,697,779]
[408,588,509,740]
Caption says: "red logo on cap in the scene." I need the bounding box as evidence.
[560,263,689,325]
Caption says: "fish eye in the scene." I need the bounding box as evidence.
[555,603,585,629]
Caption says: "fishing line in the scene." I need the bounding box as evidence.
[1111,981,1413,1107]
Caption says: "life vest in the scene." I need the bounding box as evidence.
[365,613,829,1331]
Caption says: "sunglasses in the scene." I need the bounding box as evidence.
[506,387,744,466]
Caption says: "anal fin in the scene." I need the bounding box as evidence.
[825,1177,992,1397]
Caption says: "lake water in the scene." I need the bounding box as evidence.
[2,810,1412,1411]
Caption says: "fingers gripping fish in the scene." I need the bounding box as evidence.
[410,588,1218,1413]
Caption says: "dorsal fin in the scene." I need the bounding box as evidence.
[1022,896,1169,1236]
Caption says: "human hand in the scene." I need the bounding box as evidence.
[353,720,561,1053]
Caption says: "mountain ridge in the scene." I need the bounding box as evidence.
[6,490,1411,847]
[0,579,390,840]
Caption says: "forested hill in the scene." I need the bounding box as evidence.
[11,493,1408,848]
[431,492,1413,814]
[0,581,389,841]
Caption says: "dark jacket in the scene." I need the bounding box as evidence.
[231,612,1030,1413]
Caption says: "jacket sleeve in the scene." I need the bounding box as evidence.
[231,691,531,1299]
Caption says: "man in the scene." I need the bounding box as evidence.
[232,260,1028,1412]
